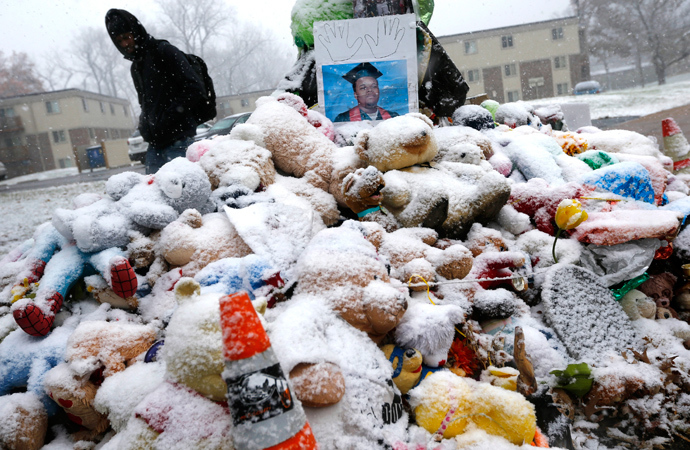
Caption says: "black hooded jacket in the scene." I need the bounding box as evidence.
[106,9,206,149]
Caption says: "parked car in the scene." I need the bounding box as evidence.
[195,112,252,141]
[573,80,602,95]
[195,122,212,137]
[0,161,6,180]
[127,130,148,163]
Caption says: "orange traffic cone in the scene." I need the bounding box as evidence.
[662,117,690,172]
[220,291,317,450]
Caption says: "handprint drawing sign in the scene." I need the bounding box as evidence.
[317,22,363,62]
[313,14,418,124]
[364,17,405,59]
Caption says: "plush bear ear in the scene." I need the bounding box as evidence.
[354,131,370,162]
[408,112,433,129]
[343,173,356,194]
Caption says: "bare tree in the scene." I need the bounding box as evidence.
[0,52,44,97]
[153,0,296,97]
[629,0,690,84]
[155,0,232,58]
[574,0,690,85]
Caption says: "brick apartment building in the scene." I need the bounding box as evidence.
[435,16,589,103]
[0,89,134,177]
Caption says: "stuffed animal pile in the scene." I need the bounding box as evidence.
[3,15,690,450]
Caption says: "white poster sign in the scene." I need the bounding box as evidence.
[313,14,418,124]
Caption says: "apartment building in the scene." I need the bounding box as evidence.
[438,16,589,103]
[0,89,134,177]
[214,89,275,119]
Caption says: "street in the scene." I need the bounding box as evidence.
[0,163,145,194]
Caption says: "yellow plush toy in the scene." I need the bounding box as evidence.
[381,344,424,395]
[408,370,536,445]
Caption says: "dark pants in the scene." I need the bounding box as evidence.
[145,137,195,174]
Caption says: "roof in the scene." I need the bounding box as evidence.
[0,88,130,105]
[437,16,579,42]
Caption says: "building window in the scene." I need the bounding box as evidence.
[507,90,520,102]
[241,99,249,107]
[82,98,89,112]
[123,106,128,116]
[464,40,477,55]
[52,130,67,143]
[100,102,105,114]
[111,129,120,139]
[557,83,569,95]
[88,128,96,139]
[46,101,60,114]
[0,107,15,117]
[4,136,21,148]
[554,56,567,69]
[501,35,513,48]
[552,27,564,40]
[110,103,115,115]
[467,69,480,83]
[58,157,73,168]
[504,63,517,77]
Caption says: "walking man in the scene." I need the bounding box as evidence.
[106,9,213,174]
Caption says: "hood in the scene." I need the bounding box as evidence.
[105,9,151,61]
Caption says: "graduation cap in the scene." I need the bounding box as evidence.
[342,62,383,85]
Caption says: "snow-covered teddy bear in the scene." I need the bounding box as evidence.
[190,125,341,225]
[42,320,156,441]
[52,158,213,254]
[353,113,511,239]
[157,209,253,277]
[358,221,474,290]
[95,280,234,450]
[266,221,409,449]
[245,94,362,208]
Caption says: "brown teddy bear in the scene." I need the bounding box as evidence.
[43,321,156,441]
[266,221,410,448]
[246,94,361,208]
[157,209,253,277]
[353,113,511,239]
[639,272,680,318]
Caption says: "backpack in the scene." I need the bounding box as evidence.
[185,53,217,124]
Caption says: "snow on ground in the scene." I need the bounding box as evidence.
[525,74,690,120]
[0,182,106,256]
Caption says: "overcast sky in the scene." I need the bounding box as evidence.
[1,0,573,61]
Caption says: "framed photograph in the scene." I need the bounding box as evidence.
[322,60,409,122]
[313,14,418,124]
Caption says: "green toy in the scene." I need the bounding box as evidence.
[481,99,500,121]
[290,0,435,49]
[550,363,593,398]
[575,150,620,171]
[291,0,354,49]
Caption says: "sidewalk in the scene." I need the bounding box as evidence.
[600,103,690,151]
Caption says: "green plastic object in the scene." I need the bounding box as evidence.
[480,99,500,121]
[611,273,650,301]
[416,0,434,25]
[550,362,593,398]
[291,0,355,48]
[576,150,619,171]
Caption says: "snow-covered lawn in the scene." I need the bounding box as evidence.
[526,74,690,120]
[0,182,106,256]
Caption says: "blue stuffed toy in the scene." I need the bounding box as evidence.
[194,254,284,302]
